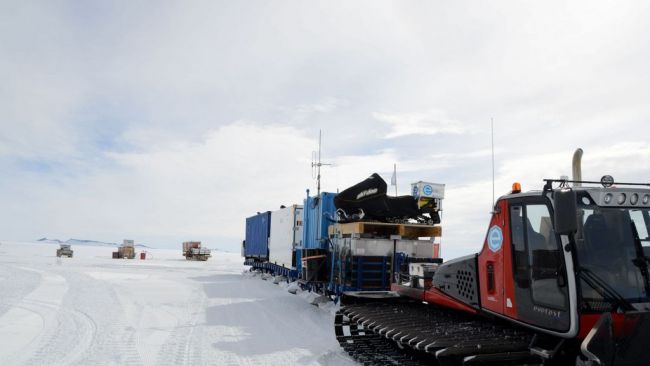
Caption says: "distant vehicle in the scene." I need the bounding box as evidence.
[183,241,211,261]
[112,239,136,259]
[56,244,73,258]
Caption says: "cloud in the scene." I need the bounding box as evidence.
[0,123,316,249]
[2,0,650,256]
[374,110,468,139]
[281,97,347,116]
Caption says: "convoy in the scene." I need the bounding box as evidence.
[106,239,212,260]
[183,241,211,261]
[56,244,73,258]
[243,174,443,296]
[244,149,650,365]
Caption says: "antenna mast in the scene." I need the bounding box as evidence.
[312,130,331,196]
[491,118,495,209]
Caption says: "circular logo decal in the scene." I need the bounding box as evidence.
[412,186,419,196]
[488,226,503,252]
[423,185,433,196]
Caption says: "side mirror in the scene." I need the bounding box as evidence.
[554,189,578,235]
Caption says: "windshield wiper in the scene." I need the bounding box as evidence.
[578,267,636,312]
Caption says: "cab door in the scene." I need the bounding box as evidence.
[508,198,571,332]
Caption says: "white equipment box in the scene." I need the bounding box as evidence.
[411,181,445,199]
[336,237,435,258]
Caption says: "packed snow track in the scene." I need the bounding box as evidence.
[0,241,356,366]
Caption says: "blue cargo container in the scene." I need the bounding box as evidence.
[295,190,336,283]
[245,211,271,259]
[301,191,337,250]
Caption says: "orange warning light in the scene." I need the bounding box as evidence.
[512,182,522,193]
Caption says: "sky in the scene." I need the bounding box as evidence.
[1,1,650,257]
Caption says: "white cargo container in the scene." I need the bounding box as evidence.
[123,239,135,247]
[269,205,303,269]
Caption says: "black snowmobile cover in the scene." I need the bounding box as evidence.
[334,173,423,222]
[334,173,389,221]
[385,195,420,219]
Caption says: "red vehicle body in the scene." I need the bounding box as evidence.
[337,151,650,365]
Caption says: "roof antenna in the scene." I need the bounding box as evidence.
[491,118,496,211]
[311,129,332,196]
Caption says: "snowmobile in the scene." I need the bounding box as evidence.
[334,173,440,224]
[334,150,650,365]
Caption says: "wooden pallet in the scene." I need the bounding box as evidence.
[329,221,441,239]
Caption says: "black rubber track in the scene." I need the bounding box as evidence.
[335,301,544,366]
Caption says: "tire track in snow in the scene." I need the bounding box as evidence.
[0,265,42,318]
[13,298,97,366]
[0,265,102,366]
[58,271,144,366]
[155,285,207,366]
[16,268,143,366]
[0,265,75,366]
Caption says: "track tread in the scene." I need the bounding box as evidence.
[335,300,542,366]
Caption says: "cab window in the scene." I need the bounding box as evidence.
[511,203,567,310]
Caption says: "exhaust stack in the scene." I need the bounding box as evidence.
[572,148,583,186]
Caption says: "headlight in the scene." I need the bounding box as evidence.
[644,194,650,205]
[631,193,639,205]
[604,193,613,204]
[617,193,627,205]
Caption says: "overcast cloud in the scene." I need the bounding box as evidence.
[1,1,650,257]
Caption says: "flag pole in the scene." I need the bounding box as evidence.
[393,163,397,197]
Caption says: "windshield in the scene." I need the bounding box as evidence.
[575,193,650,311]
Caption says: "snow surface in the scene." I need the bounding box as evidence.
[0,241,356,366]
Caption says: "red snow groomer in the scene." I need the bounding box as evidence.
[335,149,650,366]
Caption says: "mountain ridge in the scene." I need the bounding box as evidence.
[37,238,151,248]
